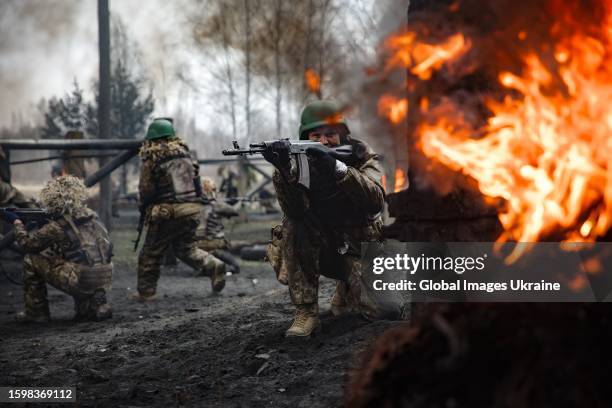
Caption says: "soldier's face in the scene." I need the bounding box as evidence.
[307,128,341,146]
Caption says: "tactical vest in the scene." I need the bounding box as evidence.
[155,153,202,203]
[58,213,113,267]
[308,160,379,228]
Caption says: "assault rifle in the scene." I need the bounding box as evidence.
[222,139,353,189]
[0,207,50,254]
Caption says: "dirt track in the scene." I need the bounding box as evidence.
[0,217,402,407]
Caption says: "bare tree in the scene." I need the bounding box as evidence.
[243,0,252,142]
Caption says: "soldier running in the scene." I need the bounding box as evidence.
[135,119,226,301]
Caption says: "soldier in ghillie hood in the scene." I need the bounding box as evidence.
[6,175,113,322]
[264,100,386,337]
[135,119,226,301]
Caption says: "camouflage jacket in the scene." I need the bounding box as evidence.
[138,138,203,218]
[195,200,238,241]
[273,138,385,243]
[13,208,110,264]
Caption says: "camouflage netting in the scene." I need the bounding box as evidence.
[139,138,189,162]
[40,175,87,216]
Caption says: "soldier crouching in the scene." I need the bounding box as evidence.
[135,119,226,301]
[195,177,240,274]
[265,100,386,337]
[8,176,113,322]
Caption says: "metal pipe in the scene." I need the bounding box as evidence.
[0,139,141,150]
[246,178,272,199]
[245,162,272,180]
[10,153,118,166]
[84,149,139,187]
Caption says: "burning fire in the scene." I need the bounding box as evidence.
[378,95,408,124]
[383,32,471,80]
[305,68,321,94]
[394,168,408,192]
[378,1,612,251]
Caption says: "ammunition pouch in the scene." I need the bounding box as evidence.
[77,263,113,294]
[266,224,288,285]
[148,203,175,222]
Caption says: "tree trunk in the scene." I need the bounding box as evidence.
[302,0,314,101]
[274,0,283,135]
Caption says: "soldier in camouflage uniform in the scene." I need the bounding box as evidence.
[7,176,113,322]
[135,119,226,301]
[195,177,240,274]
[264,100,385,337]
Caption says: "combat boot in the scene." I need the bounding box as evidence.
[285,303,320,337]
[211,263,226,293]
[91,289,112,321]
[15,310,50,323]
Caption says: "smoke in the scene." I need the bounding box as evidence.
[0,1,97,127]
[0,0,195,129]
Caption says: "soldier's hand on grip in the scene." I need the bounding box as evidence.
[262,140,291,170]
[306,147,337,177]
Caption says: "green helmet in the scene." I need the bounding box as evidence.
[145,119,176,140]
[298,100,350,140]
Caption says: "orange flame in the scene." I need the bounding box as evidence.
[305,69,321,94]
[378,95,408,124]
[378,2,611,256]
[418,44,611,245]
[383,32,471,80]
[394,168,408,192]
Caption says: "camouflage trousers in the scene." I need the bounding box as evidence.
[286,243,362,306]
[197,237,229,252]
[23,254,112,317]
[271,221,380,319]
[137,214,225,296]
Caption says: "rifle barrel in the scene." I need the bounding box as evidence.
[221,148,265,156]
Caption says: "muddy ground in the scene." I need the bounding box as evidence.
[0,214,403,407]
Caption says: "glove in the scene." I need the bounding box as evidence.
[2,211,20,223]
[262,140,291,170]
[307,147,337,177]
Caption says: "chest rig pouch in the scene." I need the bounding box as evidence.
[59,214,113,266]
[156,153,202,203]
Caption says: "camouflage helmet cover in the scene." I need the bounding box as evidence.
[40,175,88,216]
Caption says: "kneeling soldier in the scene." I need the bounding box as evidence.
[265,100,386,337]
[195,177,240,274]
[8,176,113,322]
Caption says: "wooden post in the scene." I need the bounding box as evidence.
[98,0,113,229]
